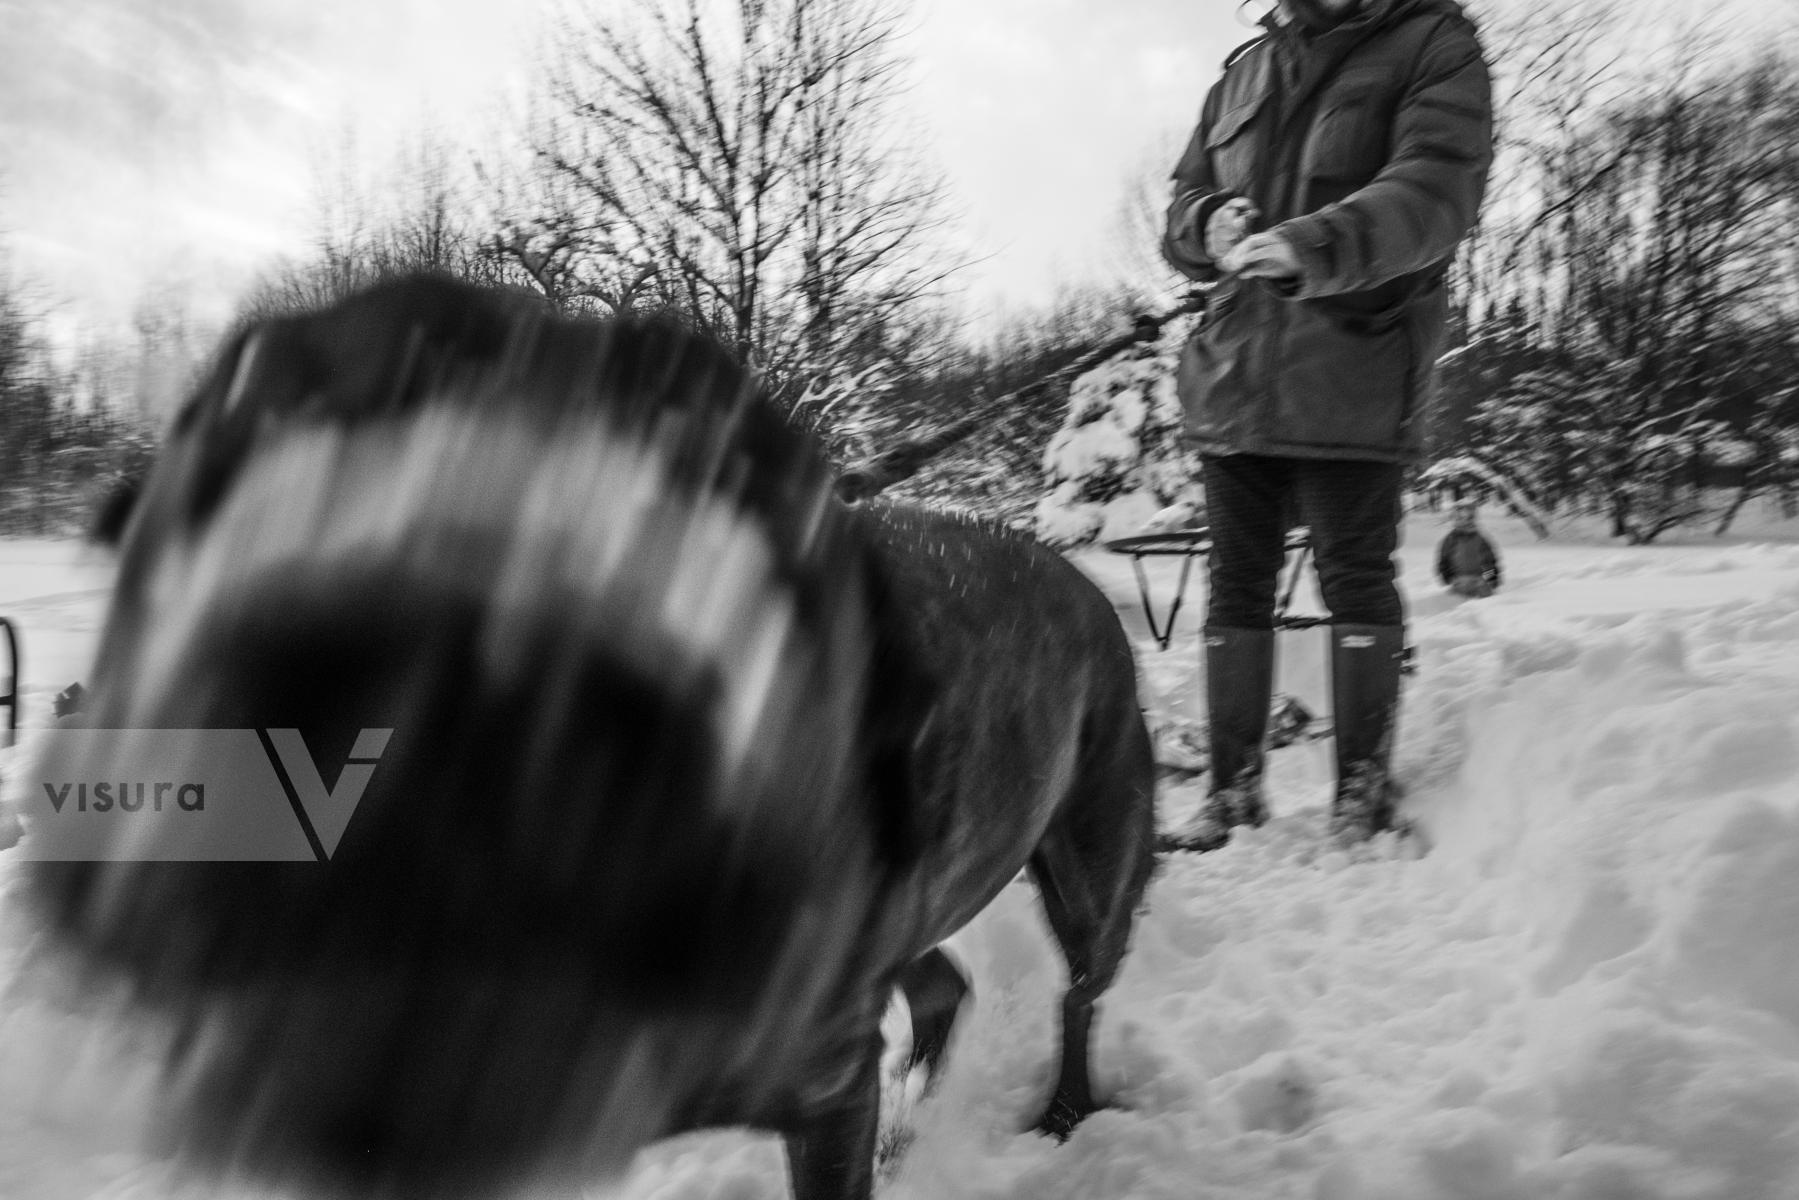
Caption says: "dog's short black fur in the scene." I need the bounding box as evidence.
[29,275,1157,1200]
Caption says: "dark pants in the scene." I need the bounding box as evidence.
[1201,454,1405,629]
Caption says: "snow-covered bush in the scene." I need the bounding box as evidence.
[1033,320,1203,550]
[1467,364,1749,544]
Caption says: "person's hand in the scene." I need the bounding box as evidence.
[1204,198,1260,263]
[1220,231,1302,281]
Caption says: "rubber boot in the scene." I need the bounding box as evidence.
[1328,624,1406,846]
[1166,626,1274,852]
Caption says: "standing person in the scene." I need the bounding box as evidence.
[1160,0,1493,849]
[1436,498,1501,597]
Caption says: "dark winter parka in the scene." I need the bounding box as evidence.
[1163,0,1492,462]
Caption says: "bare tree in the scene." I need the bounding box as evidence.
[243,132,500,319]
[510,0,957,396]
[1467,49,1799,542]
[1454,0,1631,331]
[1102,136,1192,309]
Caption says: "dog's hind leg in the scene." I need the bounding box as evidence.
[897,944,971,1087]
[1026,706,1157,1141]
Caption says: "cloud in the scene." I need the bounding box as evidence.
[0,0,347,329]
[903,0,1240,308]
[0,0,547,334]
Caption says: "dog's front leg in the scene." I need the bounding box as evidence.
[782,1029,884,1200]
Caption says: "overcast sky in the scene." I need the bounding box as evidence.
[0,0,1247,343]
[0,0,1779,346]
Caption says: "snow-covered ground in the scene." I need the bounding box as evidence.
[2,500,1799,1199]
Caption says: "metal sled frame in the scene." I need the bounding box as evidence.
[1104,527,1322,651]
[1,616,18,749]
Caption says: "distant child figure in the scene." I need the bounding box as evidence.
[1436,500,1500,598]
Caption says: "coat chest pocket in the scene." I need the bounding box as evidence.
[1206,97,1265,190]
[1302,68,1395,190]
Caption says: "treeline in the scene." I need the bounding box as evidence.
[0,273,157,535]
[1433,3,1799,542]
[9,0,1796,543]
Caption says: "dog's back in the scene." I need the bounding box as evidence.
[852,503,1154,944]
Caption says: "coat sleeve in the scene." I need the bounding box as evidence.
[1435,534,1454,584]
[1162,84,1245,283]
[1481,536,1501,587]
[1274,17,1493,299]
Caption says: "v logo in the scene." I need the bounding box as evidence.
[263,728,392,860]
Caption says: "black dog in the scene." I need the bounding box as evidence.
[27,276,1156,1200]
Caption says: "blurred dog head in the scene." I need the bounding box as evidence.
[32,275,926,1197]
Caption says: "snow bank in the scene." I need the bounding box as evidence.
[3,520,1799,1199]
